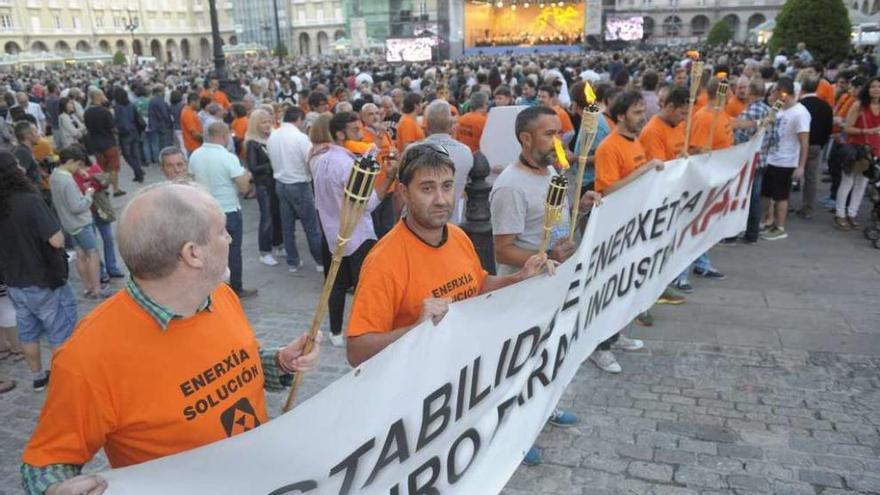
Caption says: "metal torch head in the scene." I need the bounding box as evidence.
[716,80,729,109]
[345,154,381,204]
[546,175,568,208]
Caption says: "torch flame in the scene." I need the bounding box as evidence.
[553,137,569,169]
[584,82,596,105]
[716,71,728,80]
[686,50,700,61]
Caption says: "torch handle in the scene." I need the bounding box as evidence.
[568,155,589,241]
[282,200,367,412]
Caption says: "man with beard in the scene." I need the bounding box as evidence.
[592,91,665,373]
[346,142,553,465]
[21,182,320,495]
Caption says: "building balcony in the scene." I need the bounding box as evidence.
[0,0,13,6]
[292,17,346,27]
[26,0,42,8]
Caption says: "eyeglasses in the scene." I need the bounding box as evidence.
[398,142,450,182]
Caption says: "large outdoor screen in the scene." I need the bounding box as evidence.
[385,38,433,62]
[605,16,644,41]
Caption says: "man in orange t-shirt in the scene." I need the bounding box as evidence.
[395,93,426,154]
[639,86,689,162]
[725,77,749,118]
[180,91,204,154]
[689,79,734,154]
[538,84,575,138]
[202,79,231,110]
[594,91,663,194]
[347,143,547,365]
[20,183,320,494]
[455,92,489,153]
[360,103,399,237]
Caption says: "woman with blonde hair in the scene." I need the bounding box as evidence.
[245,108,283,265]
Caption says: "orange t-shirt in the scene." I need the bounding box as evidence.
[554,105,575,134]
[689,105,734,152]
[22,285,267,469]
[213,90,231,110]
[362,126,396,193]
[33,137,55,162]
[725,96,746,118]
[396,113,425,154]
[181,106,203,153]
[347,221,487,337]
[639,115,685,162]
[817,79,836,108]
[231,116,249,160]
[455,111,487,152]
[594,131,648,193]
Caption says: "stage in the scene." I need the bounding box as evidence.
[463,44,584,56]
[464,0,586,53]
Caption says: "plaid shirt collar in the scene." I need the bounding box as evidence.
[126,279,212,331]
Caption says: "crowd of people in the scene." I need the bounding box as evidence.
[0,40,878,493]
[473,30,585,47]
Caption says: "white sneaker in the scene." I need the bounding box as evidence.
[329,332,344,347]
[613,334,644,351]
[316,265,324,273]
[591,350,622,373]
[259,254,279,266]
[288,260,305,273]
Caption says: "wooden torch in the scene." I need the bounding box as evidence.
[682,56,705,157]
[569,82,601,241]
[537,175,569,256]
[283,154,381,412]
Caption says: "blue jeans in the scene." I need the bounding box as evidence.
[255,183,282,253]
[677,253,712,283]
[226,210,243,291]
[141,129,160,164]
[95,217,123,277]
[275,182,323,267]
[745,167,765,242]
[7,284,77,346]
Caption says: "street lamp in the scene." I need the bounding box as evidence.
[208,0,244,100]
[125,11,139,63]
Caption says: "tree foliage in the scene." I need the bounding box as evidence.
[274,43,289,58]
[707,20,734,45]
[770,0,851,63]
[112,51,127,65]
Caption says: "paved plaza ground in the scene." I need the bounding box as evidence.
[1,170,878,495]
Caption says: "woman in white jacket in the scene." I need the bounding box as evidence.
[57,97,86,149]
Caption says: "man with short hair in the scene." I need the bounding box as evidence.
[726,76,750,119]
[424,100,474,225]
[360,103,397,237]
[592,90,662,372]
[45,82,61,148]
[189,122,257,298]
[148,85,174,150]
[20,182,321,495]
[346,142,551,464]
[12,121,42,187]
[180,91,203,155]
[455,92,489,153]
[267,106,324,272]
[689,78,735,154]
[797,76,834,219]
[305,91,328,130]
[312,112,395,347]
[158,146,190,181]
[641,70,661,120]
[761,78,810,241]
[84,90,125,196]
[537,84,575,139]
[9,92,46,133]
[493,85,514,107]
[516,79,539,106]
[735,79,772,244]
[639,86,689,162]
[396,93,425,153]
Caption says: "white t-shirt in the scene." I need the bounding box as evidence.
[767,103,811,168]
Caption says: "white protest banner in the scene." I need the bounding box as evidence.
[479,105,527,181]
[101,137,762,495]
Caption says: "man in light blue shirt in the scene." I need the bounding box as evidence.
[188,121,257,298]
